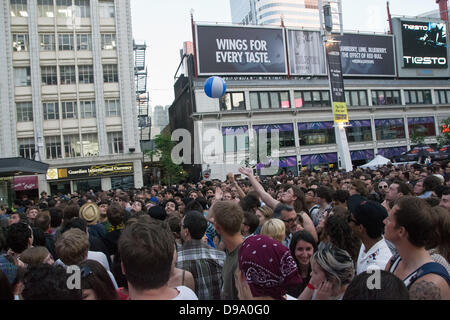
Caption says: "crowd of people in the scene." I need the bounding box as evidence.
[0,160,449,300]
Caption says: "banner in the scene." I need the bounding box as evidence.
[338,34,396,76]
[196,25,287,75]
[287,30,327,75]
[46,163,134,180]
[13,176,38,191]
[325,41,348,123]
[401,20,447,69]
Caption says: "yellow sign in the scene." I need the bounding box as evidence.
[46,168,58,180]
[333,102,348,123]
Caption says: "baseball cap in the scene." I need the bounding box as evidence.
[148,206,166,221]
[347,194,367,214]
[149,197,159,205]
[352,200,388,234]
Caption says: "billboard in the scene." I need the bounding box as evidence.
[338,33,396,76]
[195,24,287,75]
[401,20,447,68]
[287,30,327,75]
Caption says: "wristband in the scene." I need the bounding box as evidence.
[307,283,315,290]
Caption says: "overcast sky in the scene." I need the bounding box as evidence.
[130,0,438,107]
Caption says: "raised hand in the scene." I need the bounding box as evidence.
[215,186,223,201]
[238,167,253,177]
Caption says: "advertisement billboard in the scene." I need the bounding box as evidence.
[195,24,287,75]
[287,29,327,75]
[401,20,447,68]
[338,33,396,76]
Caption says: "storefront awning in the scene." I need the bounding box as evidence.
[0,157,49,177]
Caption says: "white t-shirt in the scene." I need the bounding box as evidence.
[356,238,393,275]
[172,286,198,300]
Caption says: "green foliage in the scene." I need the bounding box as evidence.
[146,133,187,185]
[409,129,425,146]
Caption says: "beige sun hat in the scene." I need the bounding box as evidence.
[79,202,100,224]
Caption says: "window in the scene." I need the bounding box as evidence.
[103,64,118,83]
[253,124,295,152]
[346,120,372,142]
[408,117,435,137]
[78,65,94,83]
[12,34,29,51]
[81,133,98,156]
[404,90,432,105]
[371,90,401,105]
[293,91,330,108]
[250,91,290,109]
[111,176,134,190]
[345,90,368,106]
[222,126,249,153]
[43,102,59,120]
[101,33,116,50]
[375,119,405,140]
[60,65,76,84]
[16,102,33,122]
[38,0,54,17]
[45,136,62,159]
[40,34,56,51]
[18,138,35,159]
[108,132,123,154]
[61,101,77,119]
[58,34,74,51]
[64,134,81,158]
[56,0,72,17]
[74,0,90,18]
[105,99,120,116]
[76,34,91,51]
[10,0,28,17]
[435,89,450,104]
[14,67,31,87]
[99,0,115,18]
[80,100,96,118]
[298,122,336,146]
[41,66,57,85]
[220,92,245,111]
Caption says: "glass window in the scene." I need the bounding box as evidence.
[322,91,330,106]
[372,90,401,106]
[58,34,74,51]
[61,101,77,119]
[111,176,134,191]
[393,91,401,104]
[74,0,90,18]
[40,34,56,51]
[56,0,72,17]
[81,133,98,156]
[312,91,321,106]
[108,132,123,154]
[105,99,120,116]
[359,91,367,106]
[101,33,116,50]
[76,34,91,51]
[298,122,335,146]
[345,91,351,106]
[446,90,450,104]
[60,65,76,85]
[103,64,118,83]
[405,90,432,105]
[222,127,249,153]
[45,136,62,159]
[385,91,393,104]
[404,91,410,105]
[80,100,96,118]
[64,134,81,158]
[270,92,280,109]
[410,91,417,104]
[250,92,259,110]
[375,119,405,140]
[14,67,31,87]
[259,92,270,109]
[98,0,115,18]
[16,102,33,122]
[43,102,59,120]
[249,91,290,109]
[78,65,94,83]
[12,34,29,51]
[346,120,372,142]
[351,91,358,106]
[41,66,57,85]
[408,117,435,137]
[18,138,35,159]
[220,92,245,111]
[38,0,54,17]
[303,91,312,107]
[10,0,28,17]
[417,91,424,104]
[73,179,101,193]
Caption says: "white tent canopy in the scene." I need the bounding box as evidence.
[359,155,391,170]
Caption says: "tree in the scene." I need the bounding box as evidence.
[409,128,425,146]
[437,116,450,148]
[147,133,187,185]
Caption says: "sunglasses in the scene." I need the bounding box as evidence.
[281,218,297,224]
[81,265,93,278]
[379,185,388,189]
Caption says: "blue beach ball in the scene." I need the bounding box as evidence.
[204,76,226,98]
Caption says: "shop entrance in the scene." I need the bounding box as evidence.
[49,181,71,196]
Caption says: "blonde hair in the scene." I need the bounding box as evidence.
[260,218,285,243]
[20,246,50,266]
[55,228,89,265]
[257,206,273,220]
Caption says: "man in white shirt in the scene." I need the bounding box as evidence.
[347,200,392,275]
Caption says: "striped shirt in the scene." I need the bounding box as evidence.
[176,239,226,300]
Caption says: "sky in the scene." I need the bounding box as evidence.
[130,0,439,108]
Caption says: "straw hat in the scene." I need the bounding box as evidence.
[79,202,100,224]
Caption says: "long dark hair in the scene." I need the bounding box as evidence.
[79,260,117,300]
[289,230,318,268]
